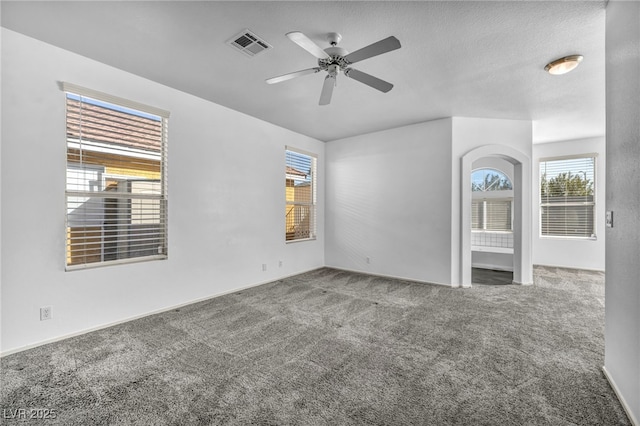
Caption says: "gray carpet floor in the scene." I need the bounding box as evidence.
[0,266,630,425]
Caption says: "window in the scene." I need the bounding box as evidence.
[285,147,317,242]
[540,156,595,238]
[471,168,513,192]
[471,168,513,232]
[64,83,169,269]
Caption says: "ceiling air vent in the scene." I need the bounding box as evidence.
[227,29,272,58]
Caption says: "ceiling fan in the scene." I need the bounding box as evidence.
[266,32,401,105]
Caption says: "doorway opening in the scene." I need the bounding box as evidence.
[470,163,514,284]
[472,268,513,285]
[460,144,532,287]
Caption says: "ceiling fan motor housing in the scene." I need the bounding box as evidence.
[319,46,350,73]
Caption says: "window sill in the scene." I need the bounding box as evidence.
[472,246,514,254]
[66,255,168,271]
[539,235,597,241]
[471,230,513,234]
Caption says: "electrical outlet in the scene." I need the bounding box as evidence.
[262,264,267,271]
[278,260,283,268]
[366,257,371,264]
[40,306,52,321]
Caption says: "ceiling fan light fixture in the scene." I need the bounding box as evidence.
[545,55,583,75]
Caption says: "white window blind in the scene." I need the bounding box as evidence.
[540,156,595,238]
[285,148,317,242]
[472,199,512,231]
[64,85,168,269]
[485,199,512,231]
[471,201,482,230]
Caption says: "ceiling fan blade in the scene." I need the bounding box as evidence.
[319,75,335,105]
[266,67,322,84]
[286,31,330,60]
[344,36,401,64]
[344,68,394,93]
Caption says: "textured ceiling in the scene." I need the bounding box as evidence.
[1,1,606,143]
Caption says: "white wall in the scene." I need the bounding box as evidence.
[472,251,512,271]
[0,29,325,354]
[0,28,3,359]
[604,1,640,423]
[325,117,531,287]
[325,119,453,285]
[472,157,514,182]
[532,137,606,271]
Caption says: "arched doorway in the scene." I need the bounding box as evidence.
[471,164,514,279]
[461,145,532,287]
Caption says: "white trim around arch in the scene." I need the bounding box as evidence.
[460,145,533,287]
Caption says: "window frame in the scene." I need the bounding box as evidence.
[63,83,170,270]
[285,146,317,243]
[539,154,597,240]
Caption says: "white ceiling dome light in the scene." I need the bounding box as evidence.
[545,55,584,75]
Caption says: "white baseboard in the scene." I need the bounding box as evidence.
[323,266,453,288]
[534,263,605,273]
[602,366,639,426]
[0,267,323,358]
